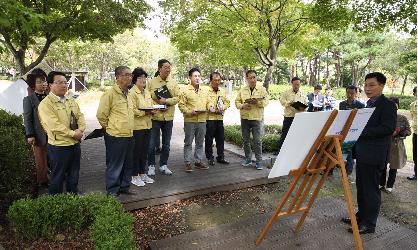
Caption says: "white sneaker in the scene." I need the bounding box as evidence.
[160,165,173,175]
[131,176,145,187]
[141,174,155,184]
[385,187,393,193]
[148,165,155,176]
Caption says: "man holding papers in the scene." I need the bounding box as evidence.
[147,59,181,176]
[277,77,308,154]
[235,70,269,170]
[179,68,209,172]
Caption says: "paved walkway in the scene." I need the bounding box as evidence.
[150,198,417,250]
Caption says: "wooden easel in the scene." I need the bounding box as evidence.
[256,109,363,250]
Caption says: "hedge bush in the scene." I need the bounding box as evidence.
[225,124,281,152]
[0,109,34,217]
[386,94,415,110]
[7,193,135,250]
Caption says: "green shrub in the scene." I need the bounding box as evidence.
[387,94,415,110]
[225,124,281,152]
[7,193,135,250]
[0,109,34,216]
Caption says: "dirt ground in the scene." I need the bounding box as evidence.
[1,168,416,250]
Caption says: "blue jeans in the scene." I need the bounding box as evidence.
[148,120,173,166]
[47,143,81,195]
[104,134,134,194]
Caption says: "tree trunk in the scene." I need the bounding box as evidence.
[401,74,408,95]
[263,62,275,91]
[333,51,341,87]
[317,54,321,83]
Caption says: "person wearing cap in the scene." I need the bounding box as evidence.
[23,72,49,187]
[128,67,156,187]
[276,77,308,154]
[235,70,269,170]
[38,71,86,194]
[307,84,325,112]
[147,59,181,176]
[179,68,209,172]
[97,66,135,196]
[205,71,230,166]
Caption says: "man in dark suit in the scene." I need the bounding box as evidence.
[342,72,397,234]
[307,84,325,112]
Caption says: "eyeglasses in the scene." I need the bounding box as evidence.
[53,81,68,85]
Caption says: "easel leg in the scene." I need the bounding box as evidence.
[339,163,363,250]
[294,162,333,233]
[256,171,303,246]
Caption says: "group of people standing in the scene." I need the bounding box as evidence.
[22,61,416,234]
[23,59,269,196]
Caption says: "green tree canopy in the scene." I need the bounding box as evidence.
[0,0,150,75]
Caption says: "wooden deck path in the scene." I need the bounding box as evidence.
[149,198,417,250]
[78,130,278,210]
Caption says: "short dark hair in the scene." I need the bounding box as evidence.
[209,71,221,81]
[132,67,148,84]
[314,84,322,90]
[413,86,417,94]
[389,97,399,107]
[346,85,358,92]
[158,59,171,69]
[188,67,200,77]
[245,70,257,77]
[365,72,386,85]
[26,74,38,89]
[31,68,47,79]
[46,71,66,84]
[291,77,300,82]
[115,66,130,77]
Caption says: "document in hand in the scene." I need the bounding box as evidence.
[85,128,105,140]
[139,105,167,111]
[154,85,172,99]
[244,97,264,103]
[290,101,308,110]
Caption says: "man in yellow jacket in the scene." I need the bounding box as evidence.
[235,70,269,170]
[147,59,181,176]
[205,72,230,166]
[179,68,209,172]
[277,77,308,153]
[96,66,135,196]
[38,71,86,194]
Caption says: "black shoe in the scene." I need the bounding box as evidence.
[107,192,119,197]
[348,225,375,234]
[407,175,417,180]
[341,216,361,225]
[118,190,137,195]
[217,158,229,164]
[208,159,215,166]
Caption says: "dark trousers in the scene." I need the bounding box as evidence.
[356,162,383,228]
[148,120,173,166]
[104,134,134,194]
[277,117,294,153]
[413,133,417,176]
[380,168,397,188]
[205,120,225,160]
[346,150,354,175]
[47,143,81,195]
[133,129,151,176]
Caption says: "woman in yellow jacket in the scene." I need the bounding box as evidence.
[128,68,156,186]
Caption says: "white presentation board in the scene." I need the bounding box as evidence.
[268,108,375,178]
